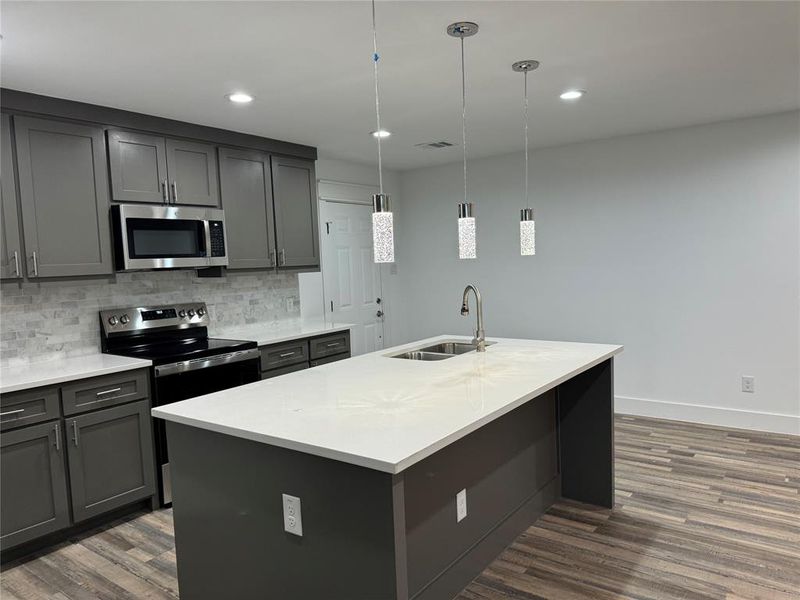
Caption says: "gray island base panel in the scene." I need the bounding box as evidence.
[165,359,614,600]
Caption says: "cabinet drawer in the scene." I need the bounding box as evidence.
[61,369,149,416]
[260,340,309,371]
[0,387,60,431]
[261,362,309,380]
[310,353,350,368]
[309,331,351,360]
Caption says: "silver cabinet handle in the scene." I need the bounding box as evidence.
[269,249,276,267]
[96,387,122,397]
[279,249,286,266]
[31,250,38,277]
[162,179,168,204]
[0,408,24,418]
[279,352,295,358]
[53,423,61,452]
[171,181,179,204]
[12,250,20,277]
[326,342,341,347]
[71,421,79,447]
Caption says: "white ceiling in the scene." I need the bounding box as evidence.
[2,1,798,171]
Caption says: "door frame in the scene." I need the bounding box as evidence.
[317,179,386,352]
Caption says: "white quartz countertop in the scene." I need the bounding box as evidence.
[213,319,353,346]
[152,335,623,474]
[0,354,152,394]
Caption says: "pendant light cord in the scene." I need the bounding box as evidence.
[524,69,529,209]
[460,36,468,204]
[371,0,384,195]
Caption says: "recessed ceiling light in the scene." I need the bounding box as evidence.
[559,89,585,101]
[371,129,391,138]
[227,92,254,104]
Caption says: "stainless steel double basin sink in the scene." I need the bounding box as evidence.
[390,340,495,361]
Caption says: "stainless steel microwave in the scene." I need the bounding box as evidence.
[111,204,229,270]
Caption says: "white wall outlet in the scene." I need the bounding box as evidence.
[741,376,755,393]
[456,489,467,522]
[282,493,303,536]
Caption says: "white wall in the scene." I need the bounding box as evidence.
[390,112,800,434]
[299,158,402,347]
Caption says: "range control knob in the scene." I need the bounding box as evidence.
[178,310,187,318]
[187,309,196,318]
[120,314,130,325]
[108,316,118,326]
[197,307,206,317]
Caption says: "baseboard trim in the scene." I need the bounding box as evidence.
[615,395,799,436]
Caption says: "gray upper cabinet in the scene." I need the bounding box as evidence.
[107,129,168,204]
[65,400,155,523]
[1,114,23,280]
[271,156,319,268]
[219,147,275,269]
[108,132,219,207]
[166,138,219,207]
[14,116,113,278]
[1,421,70,549]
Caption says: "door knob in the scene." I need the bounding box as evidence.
[376,310,384,318]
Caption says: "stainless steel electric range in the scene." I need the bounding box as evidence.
[100,302,260,505]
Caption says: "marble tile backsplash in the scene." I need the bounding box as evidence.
[0,270,300,366]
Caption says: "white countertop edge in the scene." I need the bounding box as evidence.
[1,358,153,395]
[213,322,354,347]
[152,344,622,474]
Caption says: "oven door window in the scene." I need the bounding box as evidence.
[126,218,206,258]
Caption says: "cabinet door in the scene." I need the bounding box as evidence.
[14,116,113,278]
[66,400,155,523]
[1,421,70,549]
[219,147,275,269]
[271,156,319,268]
[1,114,23,279]
[165,138,219,207]
[107,129,168,204]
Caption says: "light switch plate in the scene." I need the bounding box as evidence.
[456,489,467,522]
[282,493,303,536]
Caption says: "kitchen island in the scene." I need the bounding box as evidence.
[153,336,622,600]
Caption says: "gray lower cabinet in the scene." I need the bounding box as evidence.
[107,129,169,204]
[65,400,155,523]
[108,130,219,207]
[165,138,219,207]
[271,155,319,268]
[1,114,23,280]
[0,421,70,549]
[219,147,275,269]
[13,116,113,278]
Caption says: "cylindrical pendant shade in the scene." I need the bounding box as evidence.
[520,208,535,256]
[457,202,477,259]
[372,194,394,263]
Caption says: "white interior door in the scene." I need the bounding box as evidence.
[320,199,384,356]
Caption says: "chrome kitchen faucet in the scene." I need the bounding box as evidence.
[460,284,486,351]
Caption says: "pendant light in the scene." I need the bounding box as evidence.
[370,0,394,263]
[512,60,539,256]
[448,21,479,260]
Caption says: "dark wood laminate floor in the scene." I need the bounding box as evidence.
[2,416,798,600]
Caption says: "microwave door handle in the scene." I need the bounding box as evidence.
[204,220,212,259]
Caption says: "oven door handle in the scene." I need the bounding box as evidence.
[154,348,260,378]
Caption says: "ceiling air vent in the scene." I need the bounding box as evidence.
[415,141,456,149]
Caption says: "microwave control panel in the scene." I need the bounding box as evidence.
[209,221,226,257]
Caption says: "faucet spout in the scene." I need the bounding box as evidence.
[460,284,486,351]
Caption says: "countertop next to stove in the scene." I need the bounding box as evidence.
[212,318,353,346]
[0,354,153,394]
